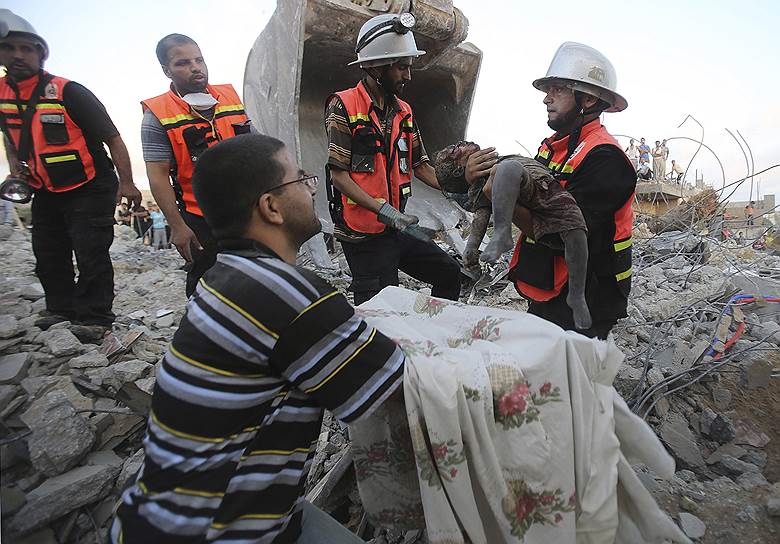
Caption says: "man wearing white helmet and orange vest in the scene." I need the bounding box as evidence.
[325,12,461,305]
[0,9,141,332]
[466,42,636,339]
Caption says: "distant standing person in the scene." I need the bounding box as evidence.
[625,138,639,170]
[745,201,755,225]
[142,33,252,296]
[149,203,168,249]
[639,137,651,164]
[669,159,684,182]
[661,138,669,160]
[116,202,132,226]
[132,204,149,239]
[652,140,666,181]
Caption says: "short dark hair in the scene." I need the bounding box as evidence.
[192,134,287,239]
[155,33,198,66]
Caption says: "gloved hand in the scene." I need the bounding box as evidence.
[377,202,419,231]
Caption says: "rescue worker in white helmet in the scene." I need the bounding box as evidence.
[0,9,141,334]
[465,42,636,339]
[324,12,461,305]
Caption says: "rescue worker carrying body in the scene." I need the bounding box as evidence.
[0,9,141,331]
[325,12,461,305]
[142,33,252,297]
[465,42,636,339]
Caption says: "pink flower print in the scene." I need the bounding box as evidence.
[499,390,527,417]
[555,513,563,523]
[539,382,552,395]
[433,445,449,460]
[512,382,530,397]
[450,468,458,478]
[568,492,577,507]
[515,496,536,522]
[540,494,555,505]
[367,445,388,462]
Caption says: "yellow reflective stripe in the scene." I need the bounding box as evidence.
[199,278,279,338]
[538,149,550,159]
[616,267,632,282]
[402,119,413,127]
[44,154,78,164]
[402,186,411,195]
[614,238,632,252]
[561,164,574,173]
[291,290,340,324]
[150,411,260,443]
[211,506,297,528]
[348,113,370,123]
[241,447,310,460]
[525,237,536,244]
[158,112,197,125]
[305,329,376,394]
[214,104,244,115]
[173,487,225,498]
[169,344,265,378]
[0,102,64,111]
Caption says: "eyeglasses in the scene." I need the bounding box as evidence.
[261,174,319,195]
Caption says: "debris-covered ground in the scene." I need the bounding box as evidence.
[1,218,779,543]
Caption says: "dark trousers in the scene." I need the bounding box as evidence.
[31,175,117,326]
[341,230,461,306]
[182,211,217,298]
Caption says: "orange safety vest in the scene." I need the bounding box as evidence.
[325,81,414,234]
[141,84,249,217]
[0,73,98,192]
[509,119,634,301]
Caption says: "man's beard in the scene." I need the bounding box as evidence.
[379,73,403,97]
[547,106,580,132]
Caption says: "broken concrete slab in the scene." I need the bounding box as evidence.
[714,455,760,477]
[706,443,746,465]
[26,393,95,477]
[733,418,771,448]
[68,350,110,369]
[736,471,768,491]
[7,463,118,537]
[20,282,44,301]
[678,512,706,540]
[20,377,91,426]
[85,449,124,468]
[135,376,156,395]
[0,383,19,406]
[154,313,176,328]
[0,314,20,339]
[711,387,731,410]
[114,448,144,494]
[659,412,705,468]
[739,357,773,389]
[0,352,31,384]
[1,485,26,517]
[40,328,82,357]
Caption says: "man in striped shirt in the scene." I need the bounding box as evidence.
[112,133,405,543]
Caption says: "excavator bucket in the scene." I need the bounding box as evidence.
[244,0,482,263]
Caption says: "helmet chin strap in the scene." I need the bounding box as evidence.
[564,91,602,158]
[364,65,397,102]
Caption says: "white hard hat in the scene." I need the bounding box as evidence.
[348,13,425,67]
[533,42,627,113]
[0,9,49,61]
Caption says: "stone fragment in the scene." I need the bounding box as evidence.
[698,407,716,435]
[711,387,731,410]
[706,443,746,465]
[0,485,26,516]
[20,282,44,301]
[6,463,118,536]
[679,495,698,513]
[707,413,736,444]
[733,418,771,448]
[16,528,57,544]
[114,448,145,493]
[95,359,154,391]
[68,350,110,369]
[736,471,768,490]
[742,450,767,468]
[26,393,95,477]
[0,352,31,384]
[128,310,148,320]
[678,512,706,539]
[740,357,773,389]
[0,383,19,406]
[735,505,759,523]
[715,455,759,477]
[660,413,705,468]
[0,314,19,338]
[20,377,91,426]
[41,328,82,357]
[135,376,156,394]
[85,449,124,468]
[768,498,780,518]
[154,314,175,328]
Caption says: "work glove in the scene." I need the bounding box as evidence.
[377,202,419,231]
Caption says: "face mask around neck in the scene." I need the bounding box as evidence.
[181,92,217,111]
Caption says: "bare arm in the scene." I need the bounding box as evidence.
[329,167,382,214]
[481,167,534,235]
[105,135,142,208]
[413,162,441,190]
[3,135,19,176]
[146,161,201,262]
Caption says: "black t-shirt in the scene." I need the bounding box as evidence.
[62,81,119,179]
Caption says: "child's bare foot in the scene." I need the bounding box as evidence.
[567,293,592,330]
[480,233,514,262]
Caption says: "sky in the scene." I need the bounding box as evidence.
[4,0,779,203]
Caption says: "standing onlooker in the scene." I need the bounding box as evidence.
[745,201,755,226]
[661,138,669,160]
[132,204,150,239]
[625,138,639,170]
[652,140,666,181]
[116,202,132,226]
[669,159,684,183]
[149,203,168,249]
[639,137,651,164]
[0,9,142,330]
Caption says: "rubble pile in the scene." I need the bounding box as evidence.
[2,217,779,543]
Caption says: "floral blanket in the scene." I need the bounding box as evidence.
[350,287,690,544]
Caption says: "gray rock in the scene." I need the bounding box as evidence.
[768,498,780,518]
[0,383,19,406]
[707,413,736,444]
[85,449,124,468]
[135,376,156,394]
[678,512,706,539]
[114,448,145,494]
[715,455,760,477]
[41,327,82,357]
[20,377,91,426]
[15,528,57,544]
[699,407,716,435]
[733,418,771,448]
[0,352,31,384]
[660,412,705,468]
[711,387,731,410]
[6,463,118,537]
[0,314,19,339]
[20,282,44,301]
[735,505,759,523]
[736,471,768,490]
[93,359,153,390]
[740,357,773,389]
[742,450,767,468]
[706,443,746,465]
[0,485,26,516]
[154,314,175,328]
[26,394,95,477]
[68,350,110,369]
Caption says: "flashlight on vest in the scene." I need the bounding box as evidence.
[1,163,33,204]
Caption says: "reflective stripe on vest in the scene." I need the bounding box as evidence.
[326,81,414,235]
[509,119,635,301]
[0,73,97,192]
[141,84,249,217]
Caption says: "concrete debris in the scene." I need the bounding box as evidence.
[659,413,705,469]
[733,418,771,448]
[739,357,773,389]
[0,351,31,384]
[0,313,20,338]
[678,512,707,540]
[68,350,110,369]
[40,327,83,358]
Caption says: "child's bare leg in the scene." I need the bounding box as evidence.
[481,160,532,262]
[465,207,490,268]
[560,228,592,330]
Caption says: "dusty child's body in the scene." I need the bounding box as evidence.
[434,143,592,329]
